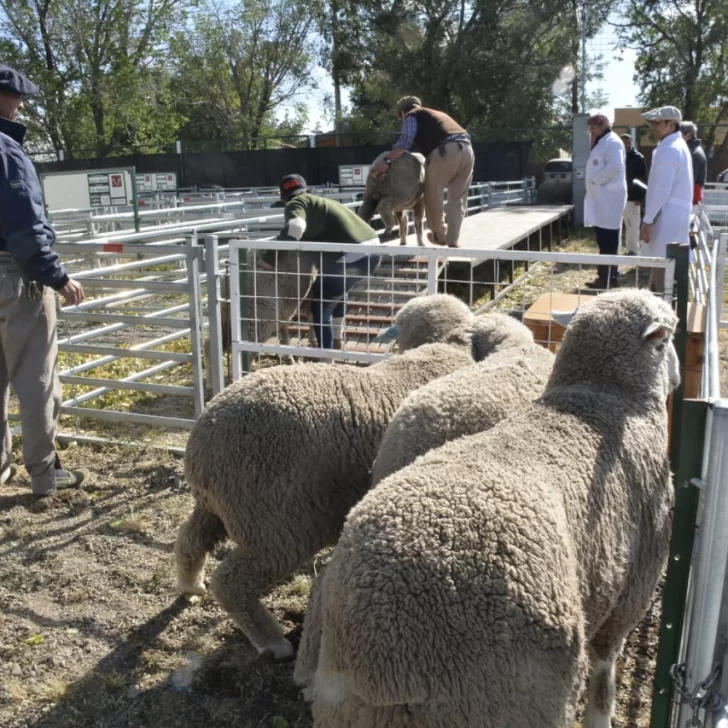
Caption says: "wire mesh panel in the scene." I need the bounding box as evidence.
[226,238,676,378]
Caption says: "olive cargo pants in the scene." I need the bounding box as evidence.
[0,256,62,495]
[424,140,475,246]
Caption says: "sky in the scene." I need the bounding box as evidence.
[289,20,641,135]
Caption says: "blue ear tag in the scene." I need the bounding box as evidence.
[385,326,398,339]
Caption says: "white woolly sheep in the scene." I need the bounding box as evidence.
[294,314,553,690]
[175,294,478,661]
[309,288,680,728]
[371,317,554,486]
[359,151,426,245]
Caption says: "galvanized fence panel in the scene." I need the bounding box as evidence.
[225,238,676,377]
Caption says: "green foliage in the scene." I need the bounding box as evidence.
[169,0,322,149]
[0,0,188,155]
[334,0,618,140]
[616,0,728,148]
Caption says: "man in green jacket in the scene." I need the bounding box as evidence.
[274,175,381,349]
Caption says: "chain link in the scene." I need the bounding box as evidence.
[670,662,723,728]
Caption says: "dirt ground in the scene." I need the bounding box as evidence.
[1,234,725,728]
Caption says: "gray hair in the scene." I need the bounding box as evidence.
[680,121,698,138]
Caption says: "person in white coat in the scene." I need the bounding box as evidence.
[640,105,693,293]
[584,114,628,289]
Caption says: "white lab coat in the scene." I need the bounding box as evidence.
[584,131,628,230]
[642,131,693,258]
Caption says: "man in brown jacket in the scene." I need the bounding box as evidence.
[373,96,474,248]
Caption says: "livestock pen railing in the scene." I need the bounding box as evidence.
[699,193,728,329]
[7,238,208,450]
[48,177,537,242]
[223,238,677,379]
[662,226,728,728]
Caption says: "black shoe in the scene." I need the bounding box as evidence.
[584,278,606,290]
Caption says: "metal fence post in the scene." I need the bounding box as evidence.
[204,234,225,397]
[717,233,727,327]
[427,250,439,294]
[677,400,728,727]
[239,251,250,373]
[649,400,709,728]
[185,235,206,417]
[649,242,703,728]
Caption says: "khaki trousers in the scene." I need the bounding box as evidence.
[0,258,61,495]
[424,141,475,246]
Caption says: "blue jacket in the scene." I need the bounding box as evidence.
[0,118,68,289]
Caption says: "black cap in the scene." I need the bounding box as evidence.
[279,174,307,201]
[0,64,39,96]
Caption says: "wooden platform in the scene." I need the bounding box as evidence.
[276,204,573,354]
[378,204,573,259]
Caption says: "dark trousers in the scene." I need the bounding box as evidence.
[311,256,382,349]
[595,226,620,284]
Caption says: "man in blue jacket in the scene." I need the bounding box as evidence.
[0,64,87,496]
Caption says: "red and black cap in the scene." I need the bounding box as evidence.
[279,174,307,201]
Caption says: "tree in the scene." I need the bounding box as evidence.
[330,0,619,140]
[170,0,322,148]
[0,0,186,155]
[614,0,728,152]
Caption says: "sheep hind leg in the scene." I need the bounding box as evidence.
[210,542,300,660]
[294,571,326,697]
[175,504,227,595]
[396,210,408,245]
[413,199,425,246]
[583,651,619,728]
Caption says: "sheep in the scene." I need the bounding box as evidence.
[359,151,426,245]
[294,313,553,691]
[175,294,478,661]
[370,316,554,486]
[309,288,680,728]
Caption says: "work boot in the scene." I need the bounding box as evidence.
[332,338,343,350]
[55,467,89,490]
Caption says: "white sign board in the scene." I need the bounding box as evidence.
[339,164,370,187]
[41,168,135,211]
[136,172,177,193]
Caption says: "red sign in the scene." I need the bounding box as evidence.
[103,243,124,253]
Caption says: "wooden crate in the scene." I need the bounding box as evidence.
[522,292,584,351]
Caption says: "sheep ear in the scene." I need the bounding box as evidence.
[642,322,672,341]
[551,309,577,329]
[373,325,399,343]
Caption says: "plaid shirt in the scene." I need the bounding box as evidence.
[392,115,417,150]
[392,114,470,152]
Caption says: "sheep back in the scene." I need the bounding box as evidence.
[315,395,671,713]
[470,312,538,361]
[359,151,425,223]
[185,343,473,540]
[371,343,554,485]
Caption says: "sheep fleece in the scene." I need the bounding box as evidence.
[185,343,474,552]
[371,342,554,485]
[313,392,671,727]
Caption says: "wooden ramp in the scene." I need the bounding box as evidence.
[277,204,573,355]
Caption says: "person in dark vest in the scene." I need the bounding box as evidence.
[620,133,648,255]
[372,96,474,248]
[0,64,88,496]
[680,121,707,207]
